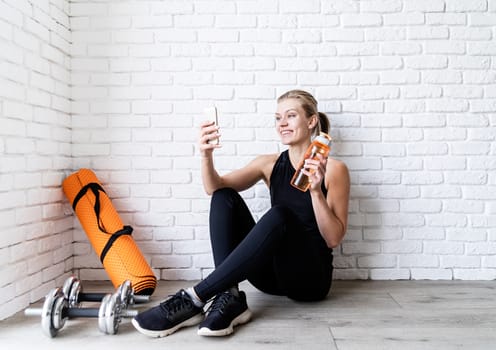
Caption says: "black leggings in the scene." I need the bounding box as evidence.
[194,188,333,303]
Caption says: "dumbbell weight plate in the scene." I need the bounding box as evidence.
[53,295,69,331]
[41,288,67,338]
[62,276,78,297]
[98,292,121,335]
[68,279,83,307]
[117,280,132,306]
[62,275,84,308]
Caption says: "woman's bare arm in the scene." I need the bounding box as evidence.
[308,158,350,248]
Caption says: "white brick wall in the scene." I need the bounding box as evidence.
[1,0,496,320]
[0,0,73,320]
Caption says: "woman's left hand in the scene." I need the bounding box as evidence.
[302,153,327,192]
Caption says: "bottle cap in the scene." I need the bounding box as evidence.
[315,132,332,147]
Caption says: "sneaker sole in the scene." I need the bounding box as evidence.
[197,308,252,337]
[132,313,204,338]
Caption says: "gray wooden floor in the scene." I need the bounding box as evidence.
[1,279,496,349]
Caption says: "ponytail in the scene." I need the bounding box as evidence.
[317,112,330,135]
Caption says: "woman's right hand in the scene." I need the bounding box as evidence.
[198,120,221,157]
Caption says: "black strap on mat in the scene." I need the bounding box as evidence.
[72,182,133,263]
[99,225,133,263]
[72,183,108,233]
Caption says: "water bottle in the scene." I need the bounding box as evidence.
[290,132,332,192]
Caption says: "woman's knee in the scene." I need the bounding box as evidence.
[210,187,240,209]
[212,187,238,201]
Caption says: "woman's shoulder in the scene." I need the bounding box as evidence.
[326,158,350,184]
[327,158,348,171]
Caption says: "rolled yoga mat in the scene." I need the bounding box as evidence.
[63,168,156,295]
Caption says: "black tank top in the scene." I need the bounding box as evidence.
[269,150,328,246]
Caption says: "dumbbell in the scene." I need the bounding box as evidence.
[62,276,149,308]
[24,287,138,337]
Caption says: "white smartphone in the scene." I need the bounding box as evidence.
[203,106,219,145]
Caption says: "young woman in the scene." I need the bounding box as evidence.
[132,89,350,338]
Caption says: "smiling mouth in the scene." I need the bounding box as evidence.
[280,130,292,135]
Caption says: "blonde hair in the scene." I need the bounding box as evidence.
[277,89,330,137]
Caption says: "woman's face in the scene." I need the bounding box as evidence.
[275,98,314,146]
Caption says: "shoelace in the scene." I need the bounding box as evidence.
[207,291,233,315]
[159,290,193,315]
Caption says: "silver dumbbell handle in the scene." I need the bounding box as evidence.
[132,295,150,303]
[24,306,137,318]
[24,308,45,316]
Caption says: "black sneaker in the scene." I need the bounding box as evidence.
[132,289,204,337]
[197,290,252,337]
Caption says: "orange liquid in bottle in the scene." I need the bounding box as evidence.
[290,132,332,192]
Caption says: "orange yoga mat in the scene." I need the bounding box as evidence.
[62,169,156,295]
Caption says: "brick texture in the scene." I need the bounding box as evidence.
[1,0,496,320]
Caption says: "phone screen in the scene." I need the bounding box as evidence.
[204,106,219,144]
